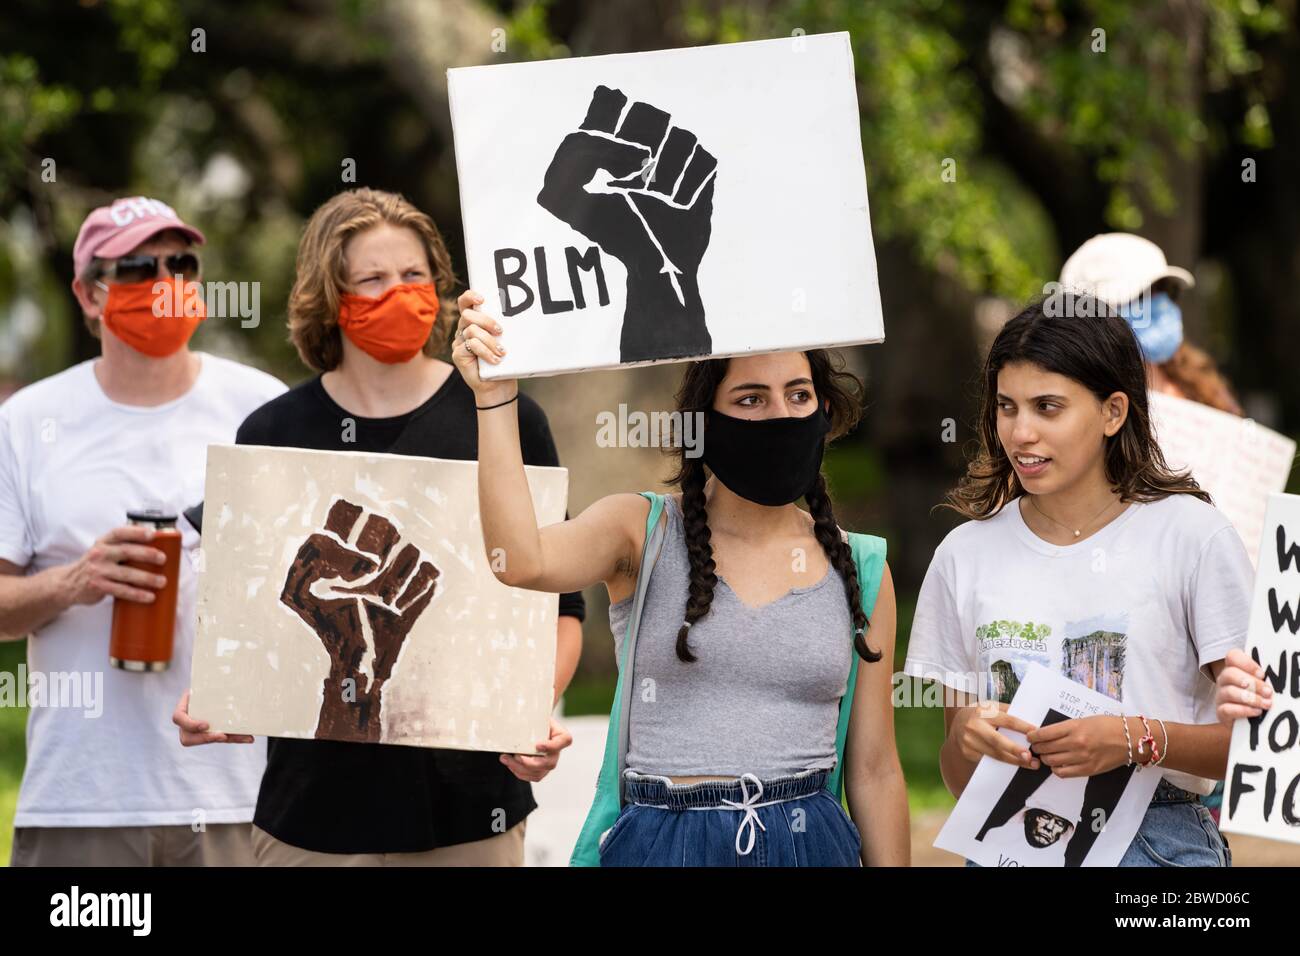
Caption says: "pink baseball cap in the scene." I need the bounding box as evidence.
[72,196,206,278]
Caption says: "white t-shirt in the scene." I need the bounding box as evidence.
[904,494,1255,795]
[0,353,286,827]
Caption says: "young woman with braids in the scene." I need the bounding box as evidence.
[453,289,909,867]
[904,299,1254,867]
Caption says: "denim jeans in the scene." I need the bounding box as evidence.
[598,769,862,867]
[1118,782,1232,867]
[966,778,1232,868]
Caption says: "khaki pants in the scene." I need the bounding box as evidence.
[10,823,254,867]
[249,819,526,866]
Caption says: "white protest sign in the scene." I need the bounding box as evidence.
[935,664,1161,867]
[448,32,884,379]
[1222,492,1300,846]
[191,444,567,754]
[1149,390,1296,565]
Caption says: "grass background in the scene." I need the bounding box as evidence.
[1,639,26,866]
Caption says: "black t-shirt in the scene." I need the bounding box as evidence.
[233,370,585,854]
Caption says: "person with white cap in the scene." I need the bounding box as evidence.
[0,196,286,865]
[1059,233,1241,414]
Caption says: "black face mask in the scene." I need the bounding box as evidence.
[701,406,831,506]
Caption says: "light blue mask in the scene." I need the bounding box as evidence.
[1120,291,1183,364]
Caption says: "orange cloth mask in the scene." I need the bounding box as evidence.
[337,283,441,364]
[100,279,206,358]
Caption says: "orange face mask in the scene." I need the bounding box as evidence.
[99,279,206,358]
[337,283,440,364]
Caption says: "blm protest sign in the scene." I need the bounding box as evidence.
[1150,391,1296,565]
[448,32,884,379]
[935,664,1161,867]
[1222,492,1300,846]
[190,444,567,754]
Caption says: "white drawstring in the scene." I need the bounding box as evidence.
[719,772,768,856]
[628,769,817,858]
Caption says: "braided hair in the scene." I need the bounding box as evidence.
[666,350,881,665]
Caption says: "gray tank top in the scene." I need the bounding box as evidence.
[608,494,853,778]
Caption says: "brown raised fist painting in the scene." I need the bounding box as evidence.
[279,497,441,742]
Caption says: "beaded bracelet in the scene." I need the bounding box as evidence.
[1137,715,1158,768]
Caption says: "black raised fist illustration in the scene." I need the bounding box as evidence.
[538,85,717,363]
[280,498,440,743]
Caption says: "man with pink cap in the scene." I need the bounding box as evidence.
[0,196,285,865]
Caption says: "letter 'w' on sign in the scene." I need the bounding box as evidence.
[447,32,885,380]
[1222,492,1300,848]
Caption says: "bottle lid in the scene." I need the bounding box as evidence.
[126,508,178,527]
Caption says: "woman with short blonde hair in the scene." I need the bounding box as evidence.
[173,187,585,867]
[286,187,458,371]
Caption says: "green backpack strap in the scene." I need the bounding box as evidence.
[569,491,666,867]
[827,532,888,802]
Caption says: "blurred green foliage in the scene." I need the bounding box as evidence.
[679,0,1282,297]
[0,0,1290,390]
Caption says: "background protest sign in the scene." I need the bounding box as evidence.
[934,664,1161,867]
[448,32,884,379]
[190,444,567,755]
[1222,492,1300,846]
[1150,391,1296,565]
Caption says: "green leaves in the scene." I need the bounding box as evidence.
[684,0,1279,295]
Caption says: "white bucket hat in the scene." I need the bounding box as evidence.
[1059,233,1194,309]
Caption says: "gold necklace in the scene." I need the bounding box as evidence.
[1028,495,1119,539]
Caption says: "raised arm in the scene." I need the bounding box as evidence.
[453,289,650,598]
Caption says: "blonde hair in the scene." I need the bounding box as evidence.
[287,188,457,371]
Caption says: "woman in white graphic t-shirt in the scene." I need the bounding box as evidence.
[905,297,1254,867]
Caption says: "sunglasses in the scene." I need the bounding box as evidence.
[100,252,202,284]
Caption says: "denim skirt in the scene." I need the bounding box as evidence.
[598,768,862,867]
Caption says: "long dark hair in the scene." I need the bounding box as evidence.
[944,298,1210,520]
[666,349,881,665]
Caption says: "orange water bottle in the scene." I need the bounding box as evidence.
[108,509,183,672]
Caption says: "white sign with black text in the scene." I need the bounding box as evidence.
[448,32,884,378]
[1222,492,1300,846]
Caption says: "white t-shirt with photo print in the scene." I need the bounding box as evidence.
[904,493,1255,795]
